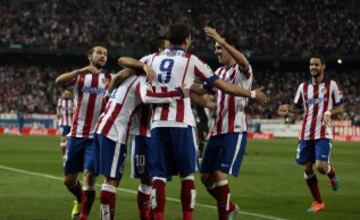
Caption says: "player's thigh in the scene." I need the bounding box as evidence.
[148,128,172,178]
[97,134,127,180]
[83,138,97,173]
[64,137,86,174]
[296,140,315,165]
[217,132,247,177]
[170,126,197,177]
[315,138,332,163]
[200,135,221,174]
[130,135,150,180]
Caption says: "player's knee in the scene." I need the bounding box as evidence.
[64,176,76,187]
[200,174,211,186]
[316,165,327,174]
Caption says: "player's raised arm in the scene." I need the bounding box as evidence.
[109,68,136,90]
[204,26,249,72]
[118,57,155,83]
[192,56,268,104]
[55,66,100,86]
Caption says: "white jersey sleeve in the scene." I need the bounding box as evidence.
[330,80,343,106]
[136,77,183,104]
[193,56,218,83]
[294,83,304,108]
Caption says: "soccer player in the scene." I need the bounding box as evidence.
[199,26,260,220]
[94,65,189,220]
[278,55,344,213]
[129,36,170,220]
[118,23,268,220]
[57,89,74,156]
[55,45,111,220]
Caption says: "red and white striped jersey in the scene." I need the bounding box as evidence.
[294,80,343,140]
[144,47,216,128]
[57,97,74,127]
[70,71,112,138]
[211,64,253,135]
[95,75,183,144]
[130,104,152,137]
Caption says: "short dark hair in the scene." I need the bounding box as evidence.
[149,36,168,53]
[87,45,106,56]
[310,54,326,64]
[222,33,241,50]
[168,24,191,46]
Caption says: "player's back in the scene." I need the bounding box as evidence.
[148,47,214,128]
[96,75,143,144]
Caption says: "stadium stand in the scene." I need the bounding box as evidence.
[0,0,359,124]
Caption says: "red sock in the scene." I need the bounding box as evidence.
[100,184,117,220]
[326,165,336,180]
[181,179,196,220]
[207,186,217,199]
[305,173,322,203]
[208,186,236,212]
[66,180,82,203]
[215,184,231,220]
[152,180,166,220]
[137,190,151,220]
[79,190,95,220]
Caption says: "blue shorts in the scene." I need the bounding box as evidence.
[148,126,198,179]
[59,126,71,137]
[200,132,247,177]
[130,135,151,180]
[296,138,332,165]
[94,134,127,180]
[64,137,96,174]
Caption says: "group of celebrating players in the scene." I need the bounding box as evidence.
[55,23,343,220]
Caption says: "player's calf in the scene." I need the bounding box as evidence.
[137,184,152,220]
[100,183,117,220]
[151,177,167,220]
[181,175,196,220]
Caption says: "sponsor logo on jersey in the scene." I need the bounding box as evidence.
[82,87,106,94]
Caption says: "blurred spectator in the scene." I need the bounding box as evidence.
[0,64,358,124]
[0,0,359,56]
[248,69,359,123]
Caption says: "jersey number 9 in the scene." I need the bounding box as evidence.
[158,59,174,84]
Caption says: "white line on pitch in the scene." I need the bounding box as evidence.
[0,165,286,220]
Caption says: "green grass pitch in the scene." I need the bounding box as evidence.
[0,134,359,220]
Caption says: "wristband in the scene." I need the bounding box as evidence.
[176,87,185,99]
[324,110,331,116]
[250,90,256,99]
[202,83,216,94]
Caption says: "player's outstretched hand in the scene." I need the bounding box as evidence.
[77,66,101,74]
[253,87,268,105]
[278,104,290,116]
[143,64,156,83]
[204,26,225,44]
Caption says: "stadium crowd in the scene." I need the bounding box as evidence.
[0,0,359,56]
[0,0,359,123]
[0,64,359,124]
